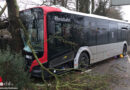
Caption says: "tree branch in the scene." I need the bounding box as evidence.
[0,4,7,17]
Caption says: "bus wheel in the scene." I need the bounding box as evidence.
[78,52,89,69]
[123,45,127,56]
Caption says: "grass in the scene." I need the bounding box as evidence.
[34,70,116,90]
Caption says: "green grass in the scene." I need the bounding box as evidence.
[35,71,116,90]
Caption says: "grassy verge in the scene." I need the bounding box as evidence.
[35,71,116,90]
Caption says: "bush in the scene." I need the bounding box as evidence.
[0,49,35,90]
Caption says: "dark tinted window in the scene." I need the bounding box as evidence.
[47,12,73,58]
[84,17,97,46]
[96,19,109,45]
[109,22,118,43]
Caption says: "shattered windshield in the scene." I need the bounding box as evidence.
[20,8,44,52]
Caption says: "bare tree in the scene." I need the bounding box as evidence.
[94,0,109,16]
[76,0,79,11]
[75,0,95,13]
[93,0,122,20]
[91,0,95,13]
[78,0,90,13]
[107,7,122,20]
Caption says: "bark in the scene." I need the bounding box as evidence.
[61,0,65,7]
[6,0,23,52]
[94,0,109,16]
[53,0,56,5]
[64,0,68,8]
[76,0,79,11]
[79,0,90,13]
[91,0,95,13]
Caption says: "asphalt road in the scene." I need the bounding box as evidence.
[90,54,130,90]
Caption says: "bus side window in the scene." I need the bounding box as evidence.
[62,23,71,40]
[47,17,55,35]
[55,23,62,35]
[109,22,118,43]
[96,20,108,45]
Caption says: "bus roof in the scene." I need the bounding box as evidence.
[51,6,130,24]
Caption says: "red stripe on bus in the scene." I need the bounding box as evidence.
[0,77,2,82]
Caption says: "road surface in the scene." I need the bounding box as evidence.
[91,55,130,90]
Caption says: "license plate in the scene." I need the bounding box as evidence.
[26,55,32,59]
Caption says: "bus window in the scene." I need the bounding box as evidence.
[48,16,72,59]
[96,19,109,45]
[109,22,118,43]
[54,22,72,48]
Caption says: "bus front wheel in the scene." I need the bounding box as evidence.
[78,52,89,69]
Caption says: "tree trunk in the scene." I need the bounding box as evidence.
[94,0,109,16]
[91,0,95,13]
[79,0,90,13]
[76,0,79,11]
[6,0,23,52]
[53,0,56,5]
[61,0,65,7]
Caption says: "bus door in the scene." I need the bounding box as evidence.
[47,13,74,68]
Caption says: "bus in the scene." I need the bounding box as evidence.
[20,6,130,77]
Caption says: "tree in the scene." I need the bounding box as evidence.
[106,7,122,20]
[6,0,23,52]
[94,0,109,16]
[76,0,79,11]
[94,0,122,20]
[51,0,68,7]
[78,0,90,13]
[76,0,95,13]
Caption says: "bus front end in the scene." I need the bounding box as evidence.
[20,6,62,77]
[20,7,47,77]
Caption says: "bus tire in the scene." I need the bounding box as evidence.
[78,52,90,69]
[123,45,127,56]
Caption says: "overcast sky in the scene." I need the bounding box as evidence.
[1,0,130,22]
[121,5,130,21]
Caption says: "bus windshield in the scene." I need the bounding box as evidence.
[20,8,44,52]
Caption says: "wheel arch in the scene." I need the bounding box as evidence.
[73,46,92,69]
[124,43,127,48]
[123,41,128,51]
[123,41,128,47]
